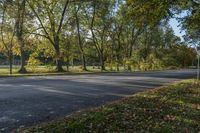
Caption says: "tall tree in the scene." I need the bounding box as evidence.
[182,1,200,45]
[0,0,16,74]
[89,0,115,71]
[74,4,87,71]
[16,0,27,73]
[27,0,70,72]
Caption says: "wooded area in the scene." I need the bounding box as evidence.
[0,0,199,74]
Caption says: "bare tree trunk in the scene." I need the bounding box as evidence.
[90,3,106,72]
[100,54,105,71]
[66,55,69,72]
[116,64,120,72]
[8,51,13,75]
[1,4,14,75]
[127,28,142,71]
[116,31,121,72]
[17,0,27,73]
[54,37,64,72]
[82,54,87,71]
[75,6,87,71]
[127,65,132,71]
[55,53,64,72]
[18,39,27,73]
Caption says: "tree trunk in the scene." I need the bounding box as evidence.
[100,53,105,71]
[18,39,27,73]
[71,57,74,68]
[127,28,142,72]
[8,51,13,75]
[54,37,64,72]
[75,9,87,71]
[82,54,87,71]
[56,59,63,72]
[116,63,120,72]
[16,0,27,73]
[110,58,113,71]
[55,51,64,72]
[66,55,69,72]
[128,65,132,71]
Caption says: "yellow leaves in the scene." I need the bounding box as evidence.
[27,55,43,66]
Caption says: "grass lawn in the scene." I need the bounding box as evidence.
[16,80,200,133]
[0,65,179,77]
[0,66,102,77]
[0,66,124,77]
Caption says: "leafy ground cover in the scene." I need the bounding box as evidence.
[16,80,200,133]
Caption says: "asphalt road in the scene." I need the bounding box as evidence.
[0,70,196,132]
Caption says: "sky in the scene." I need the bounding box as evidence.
[169,11,189,41]
[169,18,185,41]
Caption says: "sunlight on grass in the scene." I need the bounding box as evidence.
[0,66,130,77]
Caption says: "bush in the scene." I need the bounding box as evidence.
[27,56,43,72]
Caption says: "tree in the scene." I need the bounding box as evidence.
[89,0,116,71]
[0,0,196,73]
[27,0,70,72]
[126,0,200,44]
[182,1,200,45]
[15,0,27,73]
[74,4,87,71]
[0,0,16,74]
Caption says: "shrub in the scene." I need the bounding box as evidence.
[27,56,43,72]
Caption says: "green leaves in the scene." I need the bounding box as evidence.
[126,0,173,27]
[127,0,200,45]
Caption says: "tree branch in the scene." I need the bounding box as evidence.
[26,0,54,45]
[24,31,50,39]
[57,0,70,34]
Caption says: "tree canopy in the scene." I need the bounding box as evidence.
[0,0,198,73]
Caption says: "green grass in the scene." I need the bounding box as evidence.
[0,65,170,77]
[16,80,200,133]
[0,65,179,77]
[0,66,103,77]
[0,66,131,77]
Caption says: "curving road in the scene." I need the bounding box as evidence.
[0,70,196,132]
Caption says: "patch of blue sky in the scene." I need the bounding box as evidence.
[169,10,189,41]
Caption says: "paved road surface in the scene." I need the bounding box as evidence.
[0,70,196,132]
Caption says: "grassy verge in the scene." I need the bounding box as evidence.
[0,66,184,77]
[0,66,104,77]
[0,66,172,77]
[16,80,200,133]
